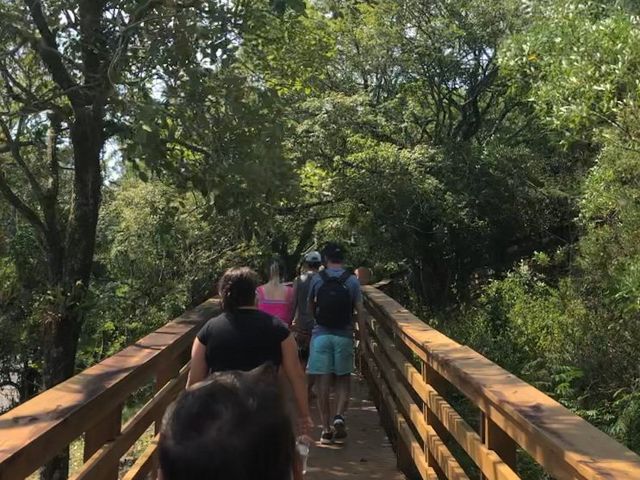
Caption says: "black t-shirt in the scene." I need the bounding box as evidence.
[196,309,290,373]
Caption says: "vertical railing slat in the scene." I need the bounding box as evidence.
[155,360,180,433]
[422,363,448,479]
[481,413,518,479]
[83,404,123,480]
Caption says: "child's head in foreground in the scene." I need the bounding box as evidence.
[158,364,294,480]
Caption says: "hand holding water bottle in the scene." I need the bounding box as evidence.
[296,435,313,475]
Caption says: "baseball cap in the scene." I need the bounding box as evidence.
[304,251,322,263]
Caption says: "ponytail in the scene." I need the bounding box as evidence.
[218,267,258,312]
[267,257,286,284]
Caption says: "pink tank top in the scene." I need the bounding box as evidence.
[256,285,294,327]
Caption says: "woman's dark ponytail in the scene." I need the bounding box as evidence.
[218,267,258,312]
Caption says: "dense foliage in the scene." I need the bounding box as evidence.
[1,0,639,473]
[445,0,640,454]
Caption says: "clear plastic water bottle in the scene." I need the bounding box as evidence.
[296,436,312,475]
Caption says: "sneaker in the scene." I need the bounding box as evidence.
[333,415,347,443]
[320,429,334,445]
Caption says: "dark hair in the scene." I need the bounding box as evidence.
[159,364,294,480]
[218,267,258,312]
[322,242,345,263]
[306,261,322,270]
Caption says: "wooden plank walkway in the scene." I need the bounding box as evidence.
[305,377,406,479]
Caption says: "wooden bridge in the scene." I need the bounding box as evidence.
[2,284,640,479]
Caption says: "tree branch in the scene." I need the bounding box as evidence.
[0,64,71,118]
[0,141,34,153]
[169,138,213,158]
[108,0,164,83]
[290,216,318,265]
[0,168,45,233]
[0,62,37,104]
[0,117,46,200]
[486,100,523,141]
[46,111,62,198]
[275,199,339,214]
[108,0,210,86]
[23,0,84,107]
[79,0,106,89]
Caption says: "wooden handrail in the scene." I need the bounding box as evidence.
[361,285,640,480]
[0,298,219,480]
[4,285,640,480]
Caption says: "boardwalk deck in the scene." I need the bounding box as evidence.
[306,377,405,480]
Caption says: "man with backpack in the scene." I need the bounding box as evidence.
[307,242,368,445]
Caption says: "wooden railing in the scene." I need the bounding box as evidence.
[0,299,219,480]
[360,285,640,480]
[4,285,640,480]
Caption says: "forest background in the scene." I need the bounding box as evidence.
[1,0,640,469]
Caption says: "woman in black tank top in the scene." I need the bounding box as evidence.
[187,267,312,439]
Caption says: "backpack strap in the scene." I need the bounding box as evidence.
[337,271,351,284]
[339,271,355,308]
[319,270,350,285]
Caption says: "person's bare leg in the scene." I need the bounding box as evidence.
[335,373,351,417]
[307,373,316,399]
[316,373,333,430]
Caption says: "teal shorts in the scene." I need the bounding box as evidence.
[307,334,354,376]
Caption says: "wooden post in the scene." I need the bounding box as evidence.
[397,434,422,480]
[150,358,181,479]
[83,404,123,480]
[392,355,415,479]
[421,363,436,473]
[155,358,181,433]
[481,413,518,478]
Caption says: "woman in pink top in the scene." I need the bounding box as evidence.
[257,259,294,327]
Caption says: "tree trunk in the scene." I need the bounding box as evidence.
[41,109,102,388]
[39,305,82,480]
[40,109,104,480]
[42,308,82,389]
[20,355,40,403]
[285,218,318,279]
[412,257,452,310]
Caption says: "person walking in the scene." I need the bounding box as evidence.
[291,251,322,366]
[187,267,312,479]
[257,258,295,327]
[307,242,368,445]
